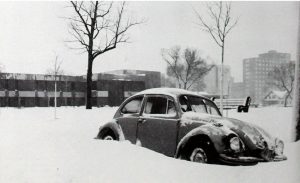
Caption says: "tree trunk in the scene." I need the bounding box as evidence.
[184,82,187,90]
[177,80,181,89]
[284,95,288,107]
[86,56,93,109]
[220,43,225,115]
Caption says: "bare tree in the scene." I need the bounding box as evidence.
[46,58,64,76]
[161,47,213,90]
[46,56,63,119]
[68,1,143,109]
[267,62,295,107]
[0,63,4,80]
[194,2,238,114]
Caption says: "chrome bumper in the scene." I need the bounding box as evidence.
[218,154,261,165]
[218,153,287,166]
[273,154,287,161]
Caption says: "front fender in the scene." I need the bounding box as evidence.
[175,123,238,158]
[97,120,125,141]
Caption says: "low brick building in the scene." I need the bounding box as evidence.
[0,72,150,107]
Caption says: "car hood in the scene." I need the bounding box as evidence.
[181,112,276,149]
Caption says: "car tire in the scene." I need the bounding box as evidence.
[103,134,115,140]
[98,128,117,141]
[185,141,216,164]
[190,147,209,163]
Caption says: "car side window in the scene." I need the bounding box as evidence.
[121,96,143,114]
[144,97,167,114]
[167,100,176,115]
[143,96,176,117]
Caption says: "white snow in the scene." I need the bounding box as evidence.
[135,87,197,98]
[272,90,287,99]
[227,107,294,142]
[0,106,299,183]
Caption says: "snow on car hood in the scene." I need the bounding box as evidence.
[181,112,275,149]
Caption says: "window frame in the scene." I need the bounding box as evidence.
[142,94,178,118]
[178,94,222,116]
[120,95,144,115]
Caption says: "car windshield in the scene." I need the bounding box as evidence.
[179,95,221,116]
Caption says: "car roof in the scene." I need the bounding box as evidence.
[134,87,208,99]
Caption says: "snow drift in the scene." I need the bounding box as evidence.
[0,106,299,183]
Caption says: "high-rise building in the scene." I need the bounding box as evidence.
[243,50,291,104]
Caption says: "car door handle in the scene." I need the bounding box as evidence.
[138,118,146,123]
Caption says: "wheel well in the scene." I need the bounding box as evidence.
[178,134,217,161]
[98,127,118,140]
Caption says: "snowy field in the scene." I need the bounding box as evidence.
[0,106,299,183]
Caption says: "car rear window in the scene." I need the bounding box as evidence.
[179,95,221,116]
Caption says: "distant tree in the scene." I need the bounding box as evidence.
[161,74,177,88]
[0,63,4,71]
[267,62,295,107]
[161,46,213,90]
[67,1,143,109]
[46,55,63,119]
[194,2,238,113]
[189,79,207,92]
[0,63,5,88]
[0,63,4,75]
[46,56,64,76]
[294,56,300,141]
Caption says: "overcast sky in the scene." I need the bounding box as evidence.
[0,1,298,82]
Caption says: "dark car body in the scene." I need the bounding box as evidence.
[96,88,287,165]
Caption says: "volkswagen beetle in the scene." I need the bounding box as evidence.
[96,88,287,165]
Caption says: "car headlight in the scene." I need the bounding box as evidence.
[275,139,284,155]
[229,136,241,152]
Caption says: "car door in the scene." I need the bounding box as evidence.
[117,95,144,144]
[137,95,179,157]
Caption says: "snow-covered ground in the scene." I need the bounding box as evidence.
[0,106,299,183]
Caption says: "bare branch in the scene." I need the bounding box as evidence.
[194,2,238,47]
[70,1,91,35]
[67,1,143,109]
[194,9,222,47]
[162,47,212,90]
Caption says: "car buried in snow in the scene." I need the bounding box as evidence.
[96,88,287,165]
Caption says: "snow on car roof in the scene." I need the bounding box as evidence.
[134,87,206,98]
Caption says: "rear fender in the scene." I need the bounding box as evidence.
[97,120,125,141]
[175,124,237,158]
